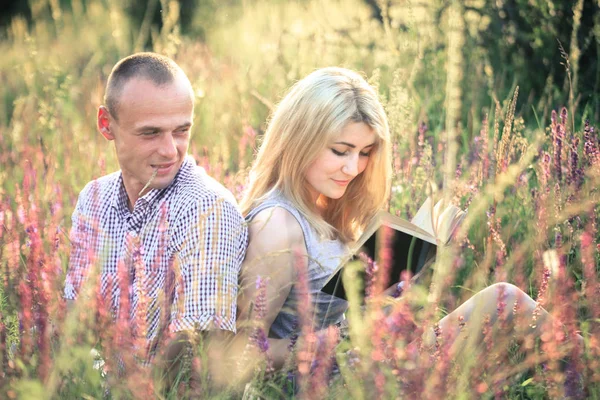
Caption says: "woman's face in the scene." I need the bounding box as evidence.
[305,122,376,202]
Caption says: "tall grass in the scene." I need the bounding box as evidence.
[1,0,599,398]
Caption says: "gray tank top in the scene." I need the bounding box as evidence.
[246,190,349,339]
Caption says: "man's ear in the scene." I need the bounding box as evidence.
[97,106,115,141]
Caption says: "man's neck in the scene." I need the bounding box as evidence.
[122,179,146,212]
[125,192,139,212]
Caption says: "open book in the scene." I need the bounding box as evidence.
[321,198,466,300]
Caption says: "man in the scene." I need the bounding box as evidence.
[64,53,248,381]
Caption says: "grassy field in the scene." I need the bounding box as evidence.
[1,0,599,398]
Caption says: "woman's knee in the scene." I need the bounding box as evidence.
[483,282,523,303]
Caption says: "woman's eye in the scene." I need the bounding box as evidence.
[359,151,371,157]
[331,149,346,156]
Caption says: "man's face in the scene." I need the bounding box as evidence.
[98,74,194,206]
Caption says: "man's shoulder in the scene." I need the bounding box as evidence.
[77,171,121,203]
[175,157,240,212]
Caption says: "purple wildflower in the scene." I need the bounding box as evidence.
[375,225,394,294]
[251,327,270,353]
[254,276,268,321]
[360,252,378,298]
[417,122,427,159]
[583,120,599,166]
[552,109,564,183]
[568,136,583,189]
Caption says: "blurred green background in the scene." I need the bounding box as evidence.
[1,1,599,398]
[1,0,598,197]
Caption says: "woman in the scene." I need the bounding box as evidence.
[237,67,389,368]
[235,67,583,394]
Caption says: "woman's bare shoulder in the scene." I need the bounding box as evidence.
[247,206,306,253]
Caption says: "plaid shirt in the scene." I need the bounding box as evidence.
[64,156,247,351]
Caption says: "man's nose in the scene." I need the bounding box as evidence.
[158,132,178,159]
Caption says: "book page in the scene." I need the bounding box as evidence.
[351,210,437,254]
[411,197,435,237]
[323,210,438,300]
[378,212,437,245]
[412,197,467,245]
[434,201,466,245]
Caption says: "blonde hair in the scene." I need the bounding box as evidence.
[240,67,392,243]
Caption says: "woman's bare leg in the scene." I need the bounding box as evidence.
[417,282,585,398]
[423,282,582,357]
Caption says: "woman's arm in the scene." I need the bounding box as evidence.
[234,207,308,376]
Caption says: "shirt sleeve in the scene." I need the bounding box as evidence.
[169,195,248,334]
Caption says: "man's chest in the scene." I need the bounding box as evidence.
[94,208,176,292]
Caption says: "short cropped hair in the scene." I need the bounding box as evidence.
[104,52,189,120]
[240,67,392,243]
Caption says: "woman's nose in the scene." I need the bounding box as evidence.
[342,155,359,177]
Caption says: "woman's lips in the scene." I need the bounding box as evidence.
[332,179,350,186]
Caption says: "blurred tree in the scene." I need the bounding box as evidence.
[0,0,219,42]
[125,0,197,38]
[0,0,32,33]
[468,0,598,120]
[364,0,599,122]
[362,0,385,23]
[441,0,599,121]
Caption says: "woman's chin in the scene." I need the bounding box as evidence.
[324,189,347,200]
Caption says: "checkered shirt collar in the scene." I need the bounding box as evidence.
[110,157,193,218]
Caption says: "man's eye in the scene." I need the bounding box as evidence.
[331,149,346,156]
[142,131,159,136]
[175,129,190,135]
